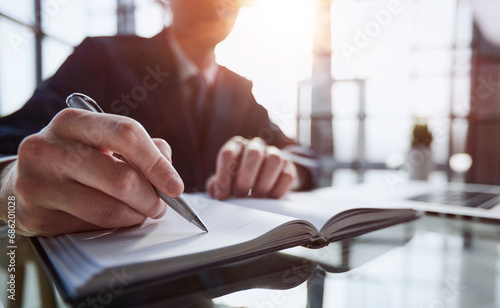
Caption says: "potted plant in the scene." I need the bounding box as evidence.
[407,118,434,180]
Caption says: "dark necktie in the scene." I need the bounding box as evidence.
[188,75,208,125]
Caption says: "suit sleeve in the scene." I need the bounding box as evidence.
[242,90,321,190]
[0,38,105,157]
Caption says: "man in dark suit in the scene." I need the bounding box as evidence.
[0,0,319,236]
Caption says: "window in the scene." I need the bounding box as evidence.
[298,0,473,185]
[0,1,36,116]
[0,0,120,116]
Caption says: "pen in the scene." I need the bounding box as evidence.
[66,93,208,233]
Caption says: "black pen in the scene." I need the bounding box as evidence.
[66,93,208,233]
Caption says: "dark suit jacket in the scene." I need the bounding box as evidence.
[0,28,319,191]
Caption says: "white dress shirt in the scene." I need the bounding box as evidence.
[168,33,219,100]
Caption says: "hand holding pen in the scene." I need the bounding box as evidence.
[66,93,207,232]
[1,93,206,237]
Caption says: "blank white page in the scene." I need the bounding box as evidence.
[228,188,404,229]
[65,194,298,268]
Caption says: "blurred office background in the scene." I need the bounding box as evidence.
[1,0,499,187]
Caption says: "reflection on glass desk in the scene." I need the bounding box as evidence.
[1,215,500,308]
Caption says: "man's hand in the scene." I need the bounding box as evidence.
[205,136,298,200]
[0,108,183,237]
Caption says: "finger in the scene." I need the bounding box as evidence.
[51,144,167,219]
[47,109,184,197]
[152,138,172,163]
[205,175,216,198]
[212,136,247,200]
[268,161,297,199]
[39,180,148,229]
[252,146,286,197]
[234,138,266,197]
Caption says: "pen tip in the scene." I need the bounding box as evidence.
[192,216,209,233]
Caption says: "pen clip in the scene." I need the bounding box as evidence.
[66,93,104,113]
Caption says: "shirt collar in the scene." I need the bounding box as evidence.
[168,32,219,86]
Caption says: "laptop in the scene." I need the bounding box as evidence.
[321,181,500,221]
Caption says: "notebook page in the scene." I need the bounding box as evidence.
[65,194,300,268]
[228,188,406,229]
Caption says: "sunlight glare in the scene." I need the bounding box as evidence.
[215,0,315,137]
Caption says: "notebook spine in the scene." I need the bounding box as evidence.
[304,235,329,249]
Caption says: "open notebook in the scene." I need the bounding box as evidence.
[33,191,418,300]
